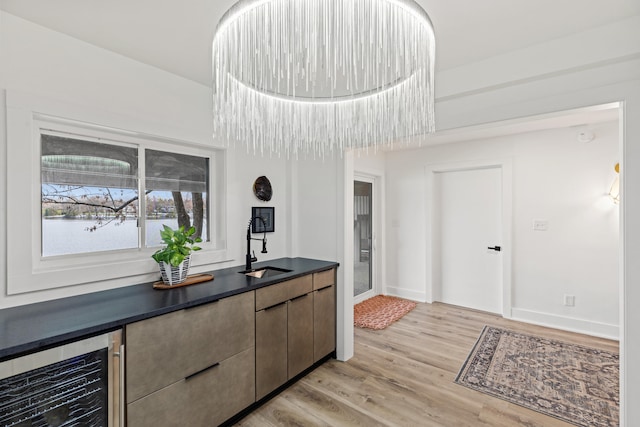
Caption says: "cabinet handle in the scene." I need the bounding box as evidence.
[185,362,220,381]
[263,301,287,311]
[116,344,125,427]
[316,285,333,292]
[290,293,309,302]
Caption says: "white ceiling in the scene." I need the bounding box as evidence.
[1,0,639,88]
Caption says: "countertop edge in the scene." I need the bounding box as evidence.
[0,257,339,362]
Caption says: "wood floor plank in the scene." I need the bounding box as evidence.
[234,302,618,426]
[284,380,389,426]
[235,394,330,427]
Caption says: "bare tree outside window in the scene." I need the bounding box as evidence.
[40,134,209,257]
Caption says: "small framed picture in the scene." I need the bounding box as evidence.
[252,207,274,233]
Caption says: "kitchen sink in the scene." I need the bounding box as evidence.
[239,266,293,279]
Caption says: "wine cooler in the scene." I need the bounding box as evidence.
[0,331,123,427]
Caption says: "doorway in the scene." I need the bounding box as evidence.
[354,179,374,300]
[435,166,503,313]
[427,158,513,316]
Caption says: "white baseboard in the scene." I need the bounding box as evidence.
[385,286,427,303]
[510,307,619,340]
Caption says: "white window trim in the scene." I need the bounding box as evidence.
[6,94,228,295]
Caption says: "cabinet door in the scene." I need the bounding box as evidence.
[255,302,288,400]
[314,284,336,362]
[127,347,255,427]
[126,291,254,403]
[287,293,313,379]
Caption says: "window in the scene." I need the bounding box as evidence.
[144,149,209,247]
[41,134,140,256]
[6,95,226,295]
[40,135,210,257]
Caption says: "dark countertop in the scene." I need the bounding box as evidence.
[0,257,338,361]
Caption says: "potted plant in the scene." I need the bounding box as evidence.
[152,225,202,285]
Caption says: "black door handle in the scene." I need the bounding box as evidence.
[488,246,501,252]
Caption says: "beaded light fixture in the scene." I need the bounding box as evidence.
[212,0,436,157]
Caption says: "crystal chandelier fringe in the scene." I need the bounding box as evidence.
[213,0,435,157]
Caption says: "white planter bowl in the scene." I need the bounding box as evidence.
[158,255,191,285]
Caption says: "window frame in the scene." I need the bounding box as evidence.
[7,106,227,295]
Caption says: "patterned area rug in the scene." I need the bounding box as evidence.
[455,326,619,427]
[354,295,417,330]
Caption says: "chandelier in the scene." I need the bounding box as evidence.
[212,0,435,157]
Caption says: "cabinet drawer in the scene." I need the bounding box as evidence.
[126,291,255,403]
[127,347,255,427]
[255,275,312,311]
[313,269,335,290]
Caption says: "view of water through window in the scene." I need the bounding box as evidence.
[42,217,208,257]
[42,185,208,257]
[41,133,210,258]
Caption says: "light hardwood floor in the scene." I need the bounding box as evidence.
[235,302,619,426]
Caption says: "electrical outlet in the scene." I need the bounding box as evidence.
[564,295,575,307]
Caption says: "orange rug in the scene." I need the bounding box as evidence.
[354,295,417,330]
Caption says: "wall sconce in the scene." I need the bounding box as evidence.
[609,163,620,204]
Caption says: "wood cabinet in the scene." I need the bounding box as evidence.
[313,269,335,290]
[255,269,335,400]
[127,348,254,427]
[255,301,288,400]
[287,293,314,378]
[255,274,313,310]
[125,267,336,425]
[312,268,336,362]
[126,291,255,426]
[255,275,313,400]
[314,283,336,362]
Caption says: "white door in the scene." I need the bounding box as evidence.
[436,167,502,314]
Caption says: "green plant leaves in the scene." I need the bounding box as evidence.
[151,225,202,267]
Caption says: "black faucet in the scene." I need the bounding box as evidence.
[246,216,268,270]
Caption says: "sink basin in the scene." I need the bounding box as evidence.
[239,266,293,279]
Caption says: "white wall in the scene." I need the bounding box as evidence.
[384,121,619,336]
[228,150,292,263]
[352,150,386,173]
[511,124,619,335]
[352,14,640,425]
[0,12,291,308]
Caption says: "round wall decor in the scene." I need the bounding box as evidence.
[253,176,272,201]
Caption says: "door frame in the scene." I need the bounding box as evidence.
[425,158,513,317]
[354,172,384,304]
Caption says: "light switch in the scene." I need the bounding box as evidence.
[533,220,548,231]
